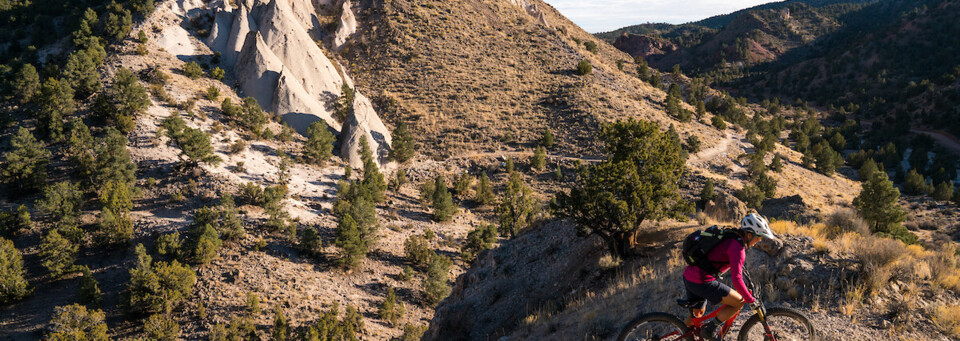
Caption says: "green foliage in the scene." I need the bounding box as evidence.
[403,234,434,270]
[137,30,148,44]
[304,121,335,166]
[904,169,931,195]
[584,41,598,53]
[0,237,29,304]
[205,86,220,101]
[474,172,495,205]
[452,172,472,199]
[431,176,457,222]
[505,157,515,174]
[209,67,225,81]
[66,119,96,186]
[185,222,221,265]
[553,119,689,257]
[299,226,321,257]
[736,184,765,210]
[496,172,536,239]
[424,255,452,307]
[334,214,366,269]
[576,60,592,75]
[0,205,31,238]
[461,224,497,263]
[333,84,355,123]
[127,244,196,314]
[418,180,435,206]
[857,158,880,180]
[38,181,83,232]
[271,306,290,341]
[398,265,415,282]
[209,316,257,341]
[770,154,784,172]
[143,313,179,341]
[93,128,137,189]
[378,287,405,327]
[530,146,546,170]
[97,180,134,247]
[812,141,843,175]
[359,136,387,203]
[711,115,727,130]
[10,64,40,104]
[390,121,416,163]
[2,127,51,193]
[36,78,75,141]
[156,232,181,258]
[182,62,202,79]
[399,324,428,341]
[63,50,101,99]
[685,136,701,153]
[220,97,242,117]
[303,302,362,341]
[246,292,260,314]
[78,266,102,307]
[854,171,908,235]
[94,68,149,133]
[40,229,78,278]
[699,179,716,207]
[932,181,954,201]
[45,304,108,341]
[177,126,221,166]
[388,168,408,192]
[541,128,555,148]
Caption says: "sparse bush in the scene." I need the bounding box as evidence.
[378,287,405,327]
[303,303,362,340]
[576,60,592,75]
[209,67,225,81]
[229,140,246,154]
[824,208,869,238]
[699,179,716,207]
[461,224,497,263]
[932,304,960,338]
[530,146,546,170]
[0,238,29,304]
[389,169,408,192]
[475,172,495,205]
[424,255,452,306]
[182,62,202,79]
[46,304,108,341]
[685,136,701,153]
[497,172,536,239]
[271,306,290,341]
[205,86,220,100]
[404,234,434,269]
[399,324,428,341]
[144,313,179,341]
[853,237,905,295]
[453,172,472,198]
[584,41,598,53]
[137,30,148,43]
[398,266,415,282]
[541,128,554,148]
[245,292,260,314]
[736,184,765,210]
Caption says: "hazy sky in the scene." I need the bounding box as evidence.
[545,0,777,33]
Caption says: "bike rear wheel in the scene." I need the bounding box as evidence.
[737,307,816,341]
[617,312,692,341]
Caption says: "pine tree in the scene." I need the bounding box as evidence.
[699,179,716,206]
[78,266,102,307]
[304,121,334,166]
[333,84,355,123]
[423,255,451,307]
[299,226,321,257]
[129,0,155,17]
[904,169,929,195]
[40,229,78,278]
[2,127,51,194]
[530,146,546,170]
[0,237,29,304]
[97,180,134,247]
[431,176,457,222]
[36,78,75,141]
[187,223,221,264]
[66,118,96,185]
[144,313,179,341]
[63,50,101,99]
[103,1,132,41]
[388,168,408,192]
[334,214,366,269]
[47,304,109,341]
[127,244,196,314]
[93,128,137,189]
[505,157,515,174]
[932,181,954,201]
[378,287,405,327]
[452,172,472,198]
[38,181,83,232]
[541,128,554,148]
[11,64,40,104]
[218,195,244,242]
[403,234,434,269]
[497,172,535,239]
[271,306,290,341]
[177,127,221,166]
[460,224,497,263]
[182,62,203,79]
[94,68,149,133]
[474,172,494,205]
[359,136,386,203]
[770,154,784,172]
[390,121,415,163]
[853,171,907,233]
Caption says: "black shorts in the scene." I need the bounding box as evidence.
[684,277,732,309]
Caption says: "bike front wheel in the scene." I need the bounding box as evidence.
[737,307,816,341]
[617,312,693,341]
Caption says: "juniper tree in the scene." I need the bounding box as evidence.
[423,255,451,306]
[770,154,784,172]
[359,136,387,203]
[431,176,457,222]
[496,172,535,239]
[474,172,494,205]
[0,237,29,304]
[11,63,39,104]
[299,226,321,257]
[93,128,137,188]
[541,128,554,148]
[127,244,196,314]
[144,313,179,341]
[388,168,408,192]
[904,169,930,195]
[304,121,334,166]
[0,205,31,238]
[78,266,102,307]
[333,84,355,123]
[453,172,472,199]
[932,181,953,201]
[40,229,78,278]
[103,1,132,41]
[460,224,497,263]
[46,304,109,341]
[38,181,84,232]
[218,194,244,242]
[177,127,221,166]
[553,119,689,257]
[390,121,415,163]
[66,118,96,184]
[853,171,907,233]
[334,214,366,269]
[403,234,434,269]
[94,68,149,133]
[271,306,290,341]
[530,146,546,170]
[576,60,592,75]
[97,180,134,247]
[63,50,101,99]
[182,62,202,79]
[36,78,75,141]
[186,223,221,265]
[505,157,515,174]
[699,179,716,207]
[2,127,51,194]
[378,287,405,327]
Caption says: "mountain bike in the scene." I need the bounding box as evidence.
[617,270,816,341]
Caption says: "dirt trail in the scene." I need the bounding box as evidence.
[911,128,960,154]
[688,130,737,165]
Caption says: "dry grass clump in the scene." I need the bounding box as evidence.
[823,208,869,238]
[852,237,904,295]
[932,304,960,337]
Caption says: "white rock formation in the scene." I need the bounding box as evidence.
[205,1,234,55]
[506,0,549,26]
[272,70,342,134]
[340,92,392,168]
[235,31,284,110]
[333,0,357,51]
[223,3,258,67]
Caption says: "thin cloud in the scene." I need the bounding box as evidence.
[545,0,776,33]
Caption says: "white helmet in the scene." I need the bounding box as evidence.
[741,213,777,241]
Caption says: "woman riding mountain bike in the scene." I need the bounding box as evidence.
[683,213,777,341]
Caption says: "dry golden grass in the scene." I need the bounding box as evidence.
[932,304,960,337]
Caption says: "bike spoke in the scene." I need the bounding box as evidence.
[741,315,811,341]
[622,321,686,341]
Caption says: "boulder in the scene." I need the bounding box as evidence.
[760,195,812,223]
[333,0,358,50]
[704,192,748,223]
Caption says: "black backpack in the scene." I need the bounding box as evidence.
[681,226,743,278]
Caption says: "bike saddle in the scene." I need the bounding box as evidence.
[676,298,706,309]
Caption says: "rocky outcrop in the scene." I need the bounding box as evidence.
[272,70,342,134]
[333,0,358,50]
[222,2,258,67]
[235,31,283,110]
[205,1,234,57]
[704,192,748,223]
[506,0,549,26]
[613,33,678,58]
[340,92,392,168]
